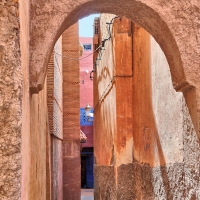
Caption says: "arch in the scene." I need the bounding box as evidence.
[29,0,200,136]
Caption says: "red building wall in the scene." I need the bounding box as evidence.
[62,23,81,199]
[79,37,94,148]
[79,37,93,108]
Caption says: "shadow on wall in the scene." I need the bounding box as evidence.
[132,26,200,199]
[131,25,172,199]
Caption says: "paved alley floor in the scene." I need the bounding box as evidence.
[81,189,94,200]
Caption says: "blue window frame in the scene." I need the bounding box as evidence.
[80,108,93,126]
[83,44,92,51]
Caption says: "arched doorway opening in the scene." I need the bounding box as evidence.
[29,0,200,139]
[21,1,200,200]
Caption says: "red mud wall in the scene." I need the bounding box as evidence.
[94,15,134,199]
[94,15,200,199]
[94,15,117,167]
[132,24,158,166]
[80,37,93,108]
[62,23,81,200]
[29,79,48,200]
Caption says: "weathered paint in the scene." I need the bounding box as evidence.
[94,16,200,199]
[94,14,117,166]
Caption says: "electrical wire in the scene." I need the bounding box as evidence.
[93,76,116,112]
[54,52,62,76]
[54,16,119,62]
[54,45,102,60]
[90,16,119,80]
[94,16,119,64]
[101,16,119,47]
[93,74,133,112]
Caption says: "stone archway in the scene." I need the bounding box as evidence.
[25,0,200,199]
[1,1,199,199]
[29,0,200,137]
[30,0,199,93]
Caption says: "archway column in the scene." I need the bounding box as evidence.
[62,23,81,200]
[0,1,22,199]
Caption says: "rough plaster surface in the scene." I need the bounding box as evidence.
[0,1,22,199]
[28,0,200,144]
[95,15,134,168]
[29,80,48,200]
[151,36,184,165]
[19,0,31,199]
[52,138,63,200]
[113,18,133,167]
[182,100,200,199]
[94,14,117,166]
[29,0,200,92]
[151,36,200,198]
[94,16,200,199]
[1,0,198,199]
[95,158,200,199]
[53,36,63,139]
[94,165,116,200]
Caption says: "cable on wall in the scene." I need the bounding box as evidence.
[53,16,119,65]
[93,74,133,112]
[54,45,102,61]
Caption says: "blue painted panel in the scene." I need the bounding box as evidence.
[80,108,93,126]
[86,154,94,188]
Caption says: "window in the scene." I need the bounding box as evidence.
[83,44,92,51]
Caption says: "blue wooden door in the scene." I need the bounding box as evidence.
[86,154,94,188]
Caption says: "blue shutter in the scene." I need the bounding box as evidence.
[86,154,94,188]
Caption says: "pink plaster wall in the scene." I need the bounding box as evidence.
[79,37,93,108]
[81,126,93,147]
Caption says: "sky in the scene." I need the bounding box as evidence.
[79,14,100,37]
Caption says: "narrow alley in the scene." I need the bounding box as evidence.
[1,1,200,200]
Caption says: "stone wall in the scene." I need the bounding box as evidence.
[0,1,22,199]
[94,15,200,199]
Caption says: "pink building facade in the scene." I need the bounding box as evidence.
[80,37,93,108]
[79,37,94,188]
